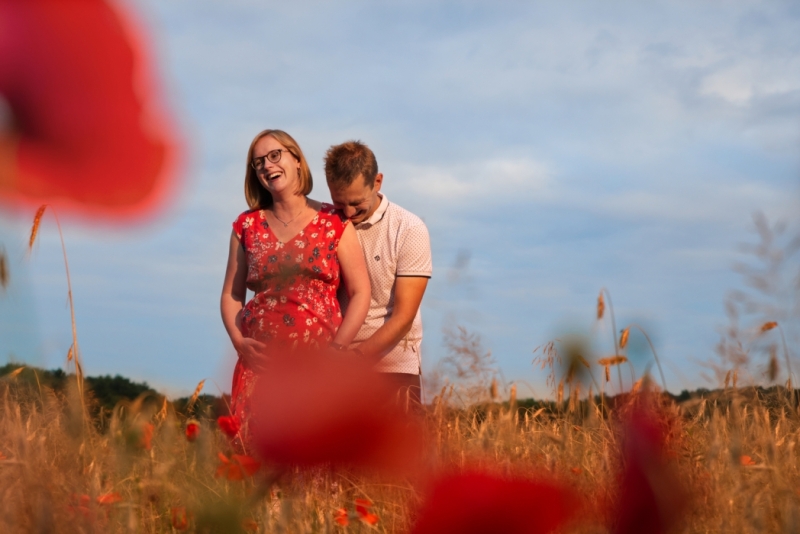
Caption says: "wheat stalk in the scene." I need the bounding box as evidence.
[6,367,24,379]
[28,205,85,407]
[597,287,631,392]
[186,379,206,412]
[28,205,47,249]
[620,323,668,393]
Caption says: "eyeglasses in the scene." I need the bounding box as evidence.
[251,149,291,170]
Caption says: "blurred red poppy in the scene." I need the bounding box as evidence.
[249,352,423,472]
[334,508,349,526]
[217,415,241,438]
[185,421,200,442]
[410,471,579,534]
[214,452,261,481]
[171,507,189,531]
[355,498,379,526]
[0,0,180,220]
[96,492,122,505]
[612,395,687,534]
[739,455,756,466]
[242,519,259,532]
[139,423,154,451]
[67,493,92,519]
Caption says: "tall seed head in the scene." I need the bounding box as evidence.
[597,291,605,320]
[29,205,48,250]
[8,367,24,379]
[760,321,778,333]
[768,346,779,382]
[187,379,206,411]
[619,328,630,349]
[598,355,628,366]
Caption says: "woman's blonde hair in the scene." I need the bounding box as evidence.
[244,129,313,209]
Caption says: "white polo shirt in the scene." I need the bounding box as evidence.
[347,193,432,374]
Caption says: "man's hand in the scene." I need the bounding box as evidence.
[357,276,429,359]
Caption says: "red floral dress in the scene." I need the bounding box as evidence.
[230,204,349,436]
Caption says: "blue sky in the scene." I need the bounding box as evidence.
[1,0,799,398]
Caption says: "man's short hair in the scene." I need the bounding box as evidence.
[324,141,379,189]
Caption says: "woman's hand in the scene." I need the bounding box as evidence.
[221,230,257,362]
[235,337,270,372]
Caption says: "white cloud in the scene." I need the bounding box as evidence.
[398,157,552,203]
[700,60,800,106]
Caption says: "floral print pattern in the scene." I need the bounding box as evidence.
[229,204,348,439]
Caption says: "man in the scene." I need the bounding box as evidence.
[324,141,432,404]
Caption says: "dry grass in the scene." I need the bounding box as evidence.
[3,375,800,532]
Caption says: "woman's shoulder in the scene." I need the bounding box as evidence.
[232,208,263,237]
[233,208,261,223]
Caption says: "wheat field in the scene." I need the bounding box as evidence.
[2,367,800,533]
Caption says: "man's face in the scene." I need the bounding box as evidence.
[329,173,383,225]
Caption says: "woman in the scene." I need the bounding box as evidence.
[220,130,370,437]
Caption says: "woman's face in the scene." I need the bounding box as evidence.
[252,135,301,197]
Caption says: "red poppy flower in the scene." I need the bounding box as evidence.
[67,493,92,519]
[355,499,379,526]
[410,471,579,534]
[185,421,200,442]
[232,454,261,477]
[214,453,242,481]
[216,415,241,438]
[214,452,261,481]
[250,352,423,472]
[171,507,189,531]
[334,508,349,526]
[96,492,123,505]
[139,423,154,451]
[242,519,259,532]
[0,0,181,220]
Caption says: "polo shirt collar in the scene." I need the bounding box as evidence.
[357,192,388,228]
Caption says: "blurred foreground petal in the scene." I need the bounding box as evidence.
[613,392,688,534]
[411,471,580,534]
[0,0,181,220]
[250,352,423,472]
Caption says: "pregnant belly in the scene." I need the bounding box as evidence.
[241,293,340,346]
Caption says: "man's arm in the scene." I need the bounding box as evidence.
[355,276,429,359]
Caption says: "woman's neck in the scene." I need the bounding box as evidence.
[270,193,307,219]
